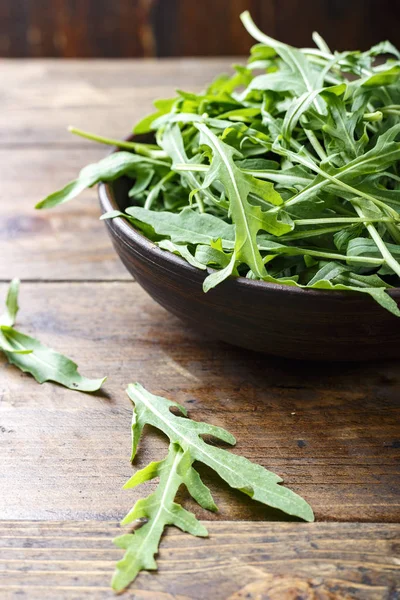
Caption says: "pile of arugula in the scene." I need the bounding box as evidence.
[36,11,400,315]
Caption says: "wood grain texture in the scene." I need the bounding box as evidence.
[0,59,233,280]
[1,282,399,522]
[1,0,399,58]
[0,521,398,599]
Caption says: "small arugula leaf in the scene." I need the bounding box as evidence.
[240,11,324,103]
[196,123,285,277]
[126,206,235,247]
[308,262,400,317]
[203,253,237,291]
[334,224,364,252]
[0,280,106,390]
[112,443,209,592]
[160,125,222,211]
[282,89,324,140]
[195,243,233,269]
[362,66,400,88]
[1,327,106,391]
[347,238,400,261]
[128,166,154,196]
[127,383,314,522]
[100,209,136,223]
[133,97,177,134]
[36,152,169,209]
[0,278,20,327]
[157,239,207,270]
[0,279,31,354]
[320,86,366,159]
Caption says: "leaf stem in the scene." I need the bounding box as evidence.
[295,217,397,225]
[303,127,327,161]
[260,245,383,265]
[353,205,400,277]
[68,126,168,160]
[144,172,175,210]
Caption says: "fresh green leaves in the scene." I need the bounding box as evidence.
[196,123,285,282]
[127,383,313,521]
[0,278,20,327]
[37,13,400,315]
[113,383,314,592]
[0,280,106,391]
[112,443,209,591]
[125,206,235,246]
[35,152,169,209]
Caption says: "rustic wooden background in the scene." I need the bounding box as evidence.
[1,0,399,58]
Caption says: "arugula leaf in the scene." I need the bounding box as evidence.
[126,206,235,246]
[240,11,324,105]
[127,382,314,522]
[0,278,20,327]
[115,381,314,592]
[157,239,207,270]
[1,328,106,391]
[203,253,237,292]
[347,237,400,260]
[319,86,366,160]
[36,152,169,209]
[112,443,210,592]
[0,280,106,391]
[196,123,285,279]
[114,382,313,591]
[133,97,177,134]
[362,66,400,88]
[309,266,400,316]
[282,89,324,140]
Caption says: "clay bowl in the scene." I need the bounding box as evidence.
[98,145,400,361]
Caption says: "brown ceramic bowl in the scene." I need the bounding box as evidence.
[98,145,400,361]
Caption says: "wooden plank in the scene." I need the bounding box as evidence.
[0,521,398,599]
[0,282,399,522]
[1,59,235,141]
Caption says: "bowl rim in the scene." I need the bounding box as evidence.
[98,148,400,300]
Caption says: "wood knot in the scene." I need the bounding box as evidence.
[228,574,355,600]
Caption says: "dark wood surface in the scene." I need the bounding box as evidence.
[1,0,399,58]
[0,522,399,599]
[1,59,399,598]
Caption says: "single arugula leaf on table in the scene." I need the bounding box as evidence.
[113,383,314,592]
[0,278,20,327]
[126,383,313,520]
[112,442,213,592]
[0,278,32,354]
[0,280,106,392]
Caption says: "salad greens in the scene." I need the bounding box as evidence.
[0,279,106,392]
[36,12,400,314]
[113,383,313,591]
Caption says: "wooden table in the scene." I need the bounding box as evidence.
[1,59,399,599]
